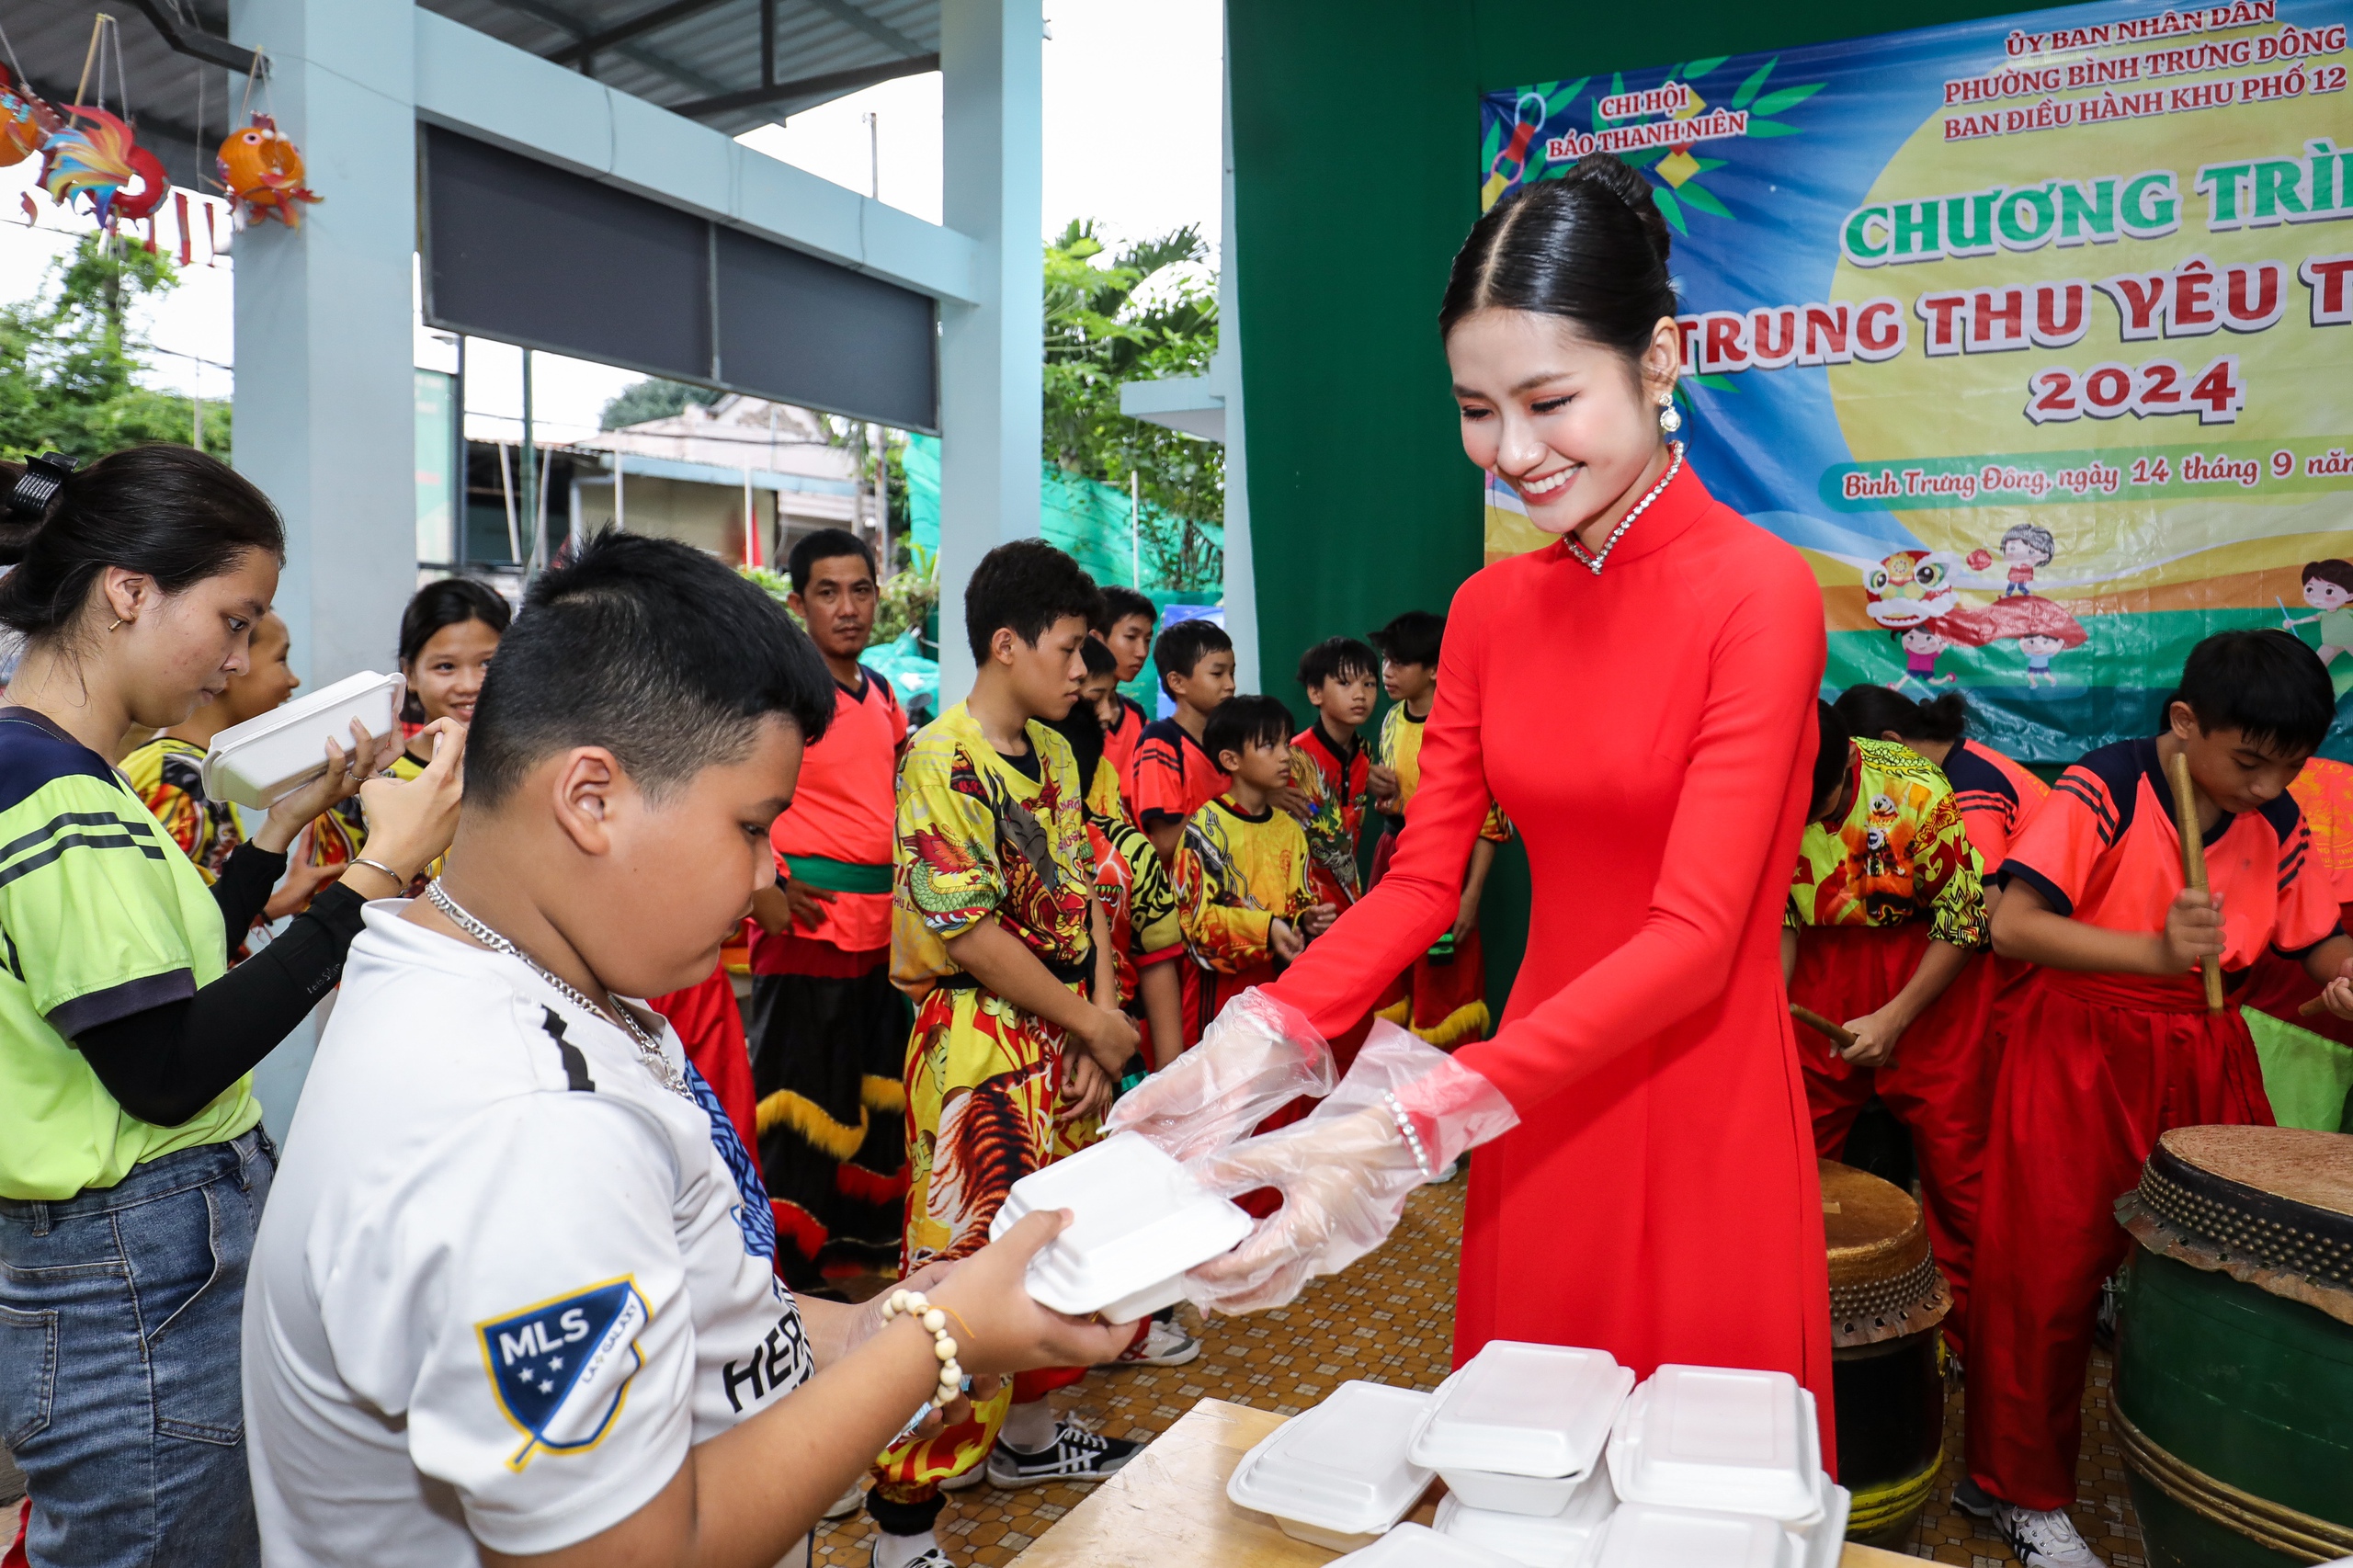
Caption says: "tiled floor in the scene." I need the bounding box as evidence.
[813,1175,2144,1566]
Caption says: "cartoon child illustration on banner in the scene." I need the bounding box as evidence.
[2282,560,2353,698]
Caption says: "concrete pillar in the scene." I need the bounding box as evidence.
[1217,16,1258,692]
[935,0,1044,706]
[229,0,418,687]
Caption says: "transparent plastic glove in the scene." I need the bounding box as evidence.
[1181,1022,1518,1314]
[1102,986,1336,1164]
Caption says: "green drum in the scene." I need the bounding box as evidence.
[2112,1125,2353,1568]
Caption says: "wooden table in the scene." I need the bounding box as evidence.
[1011,1398,1917,1566]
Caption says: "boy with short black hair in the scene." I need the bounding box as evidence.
[1127,617,1236,861]
[1094,585,1156,776]
[1290,636,1381,910]
[1077,636,1125,794]
[242,532,1134,1568]
[1962,630,2353,1568]
[1174,695,1336,1036]
[1367,610,1509,1048]
[881,539,1147,1559]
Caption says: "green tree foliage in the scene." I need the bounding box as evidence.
[1043,220,1222,590]
[0,234,227,462]
[598,377,720,429]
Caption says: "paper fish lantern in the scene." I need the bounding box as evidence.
[216,114,319,228]
[40,106,167,224]
[0,66,53,169]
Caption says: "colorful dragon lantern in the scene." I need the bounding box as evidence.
[216,114,320,228]
[40,105,169,225]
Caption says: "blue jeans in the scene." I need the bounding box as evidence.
[0,1129,274,1568]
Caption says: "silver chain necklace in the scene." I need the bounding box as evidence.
[424,878,691,1099]
[1564,442,1684,575]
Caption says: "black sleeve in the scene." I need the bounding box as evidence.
[209,841,289,952]
[75,883,370,1127]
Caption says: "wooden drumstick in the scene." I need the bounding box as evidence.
[2164,749,2225,1013]
[1790,1004,1859,1051]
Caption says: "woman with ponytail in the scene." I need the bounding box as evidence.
[0,446,462,1567]
[1116,155,1836,1444]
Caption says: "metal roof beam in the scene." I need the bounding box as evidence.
[125,0,267,77]
[673,51,935,119]
[467,0,730,97]
[546,0,733,67]
[796,0,926,58]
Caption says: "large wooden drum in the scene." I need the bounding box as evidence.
[2113,1126,2353,1568]
[1819,1159,1949,1548]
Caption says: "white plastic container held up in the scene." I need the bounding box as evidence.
[1224,1380,1436,1551]
[987,1131,1252,1321]
[1329,1521,1517,1565]
[1431,1469,1614,1567]
[1408,1340,1633,1514]
[201,670,406,809]
[1604,1365,1825,1526]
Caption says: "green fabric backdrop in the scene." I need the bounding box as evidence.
[1228,0,2032,1017]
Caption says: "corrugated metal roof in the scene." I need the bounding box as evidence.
[0,0,939,194]
[423,0,939,133]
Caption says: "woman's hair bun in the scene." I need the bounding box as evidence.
[0,454,72,569]
[0,445,283,640]
[1438,152,1680,362]
[1568,153,1672,267]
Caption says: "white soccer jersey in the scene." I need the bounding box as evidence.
[244,905,813,1566]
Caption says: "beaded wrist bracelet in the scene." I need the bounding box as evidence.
[879,1289,965,1408]
[1381,1090,1435,1179]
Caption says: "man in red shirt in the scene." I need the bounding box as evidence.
[1962,631,2353,1568]
[745,528,912,1290]
[1095,585,1155,778]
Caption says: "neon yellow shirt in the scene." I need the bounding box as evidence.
[0,710,256,1200]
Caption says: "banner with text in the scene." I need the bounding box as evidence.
[1482,0,2353,760]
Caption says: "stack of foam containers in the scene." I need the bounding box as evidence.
[1586,1364,1852,1568]
[1332,1521,1518,1565]
[1223,1380,1438,1551]
[1409,1341,1632,1567]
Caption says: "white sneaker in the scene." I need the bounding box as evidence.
[824,1480,865,1519]
[1097,1317,1202,1369]
[1990,1502,2105,1567]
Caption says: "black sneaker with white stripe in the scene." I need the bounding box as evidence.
[983,1423,1142,1488]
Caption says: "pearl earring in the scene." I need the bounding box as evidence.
[1657,397,1683,436]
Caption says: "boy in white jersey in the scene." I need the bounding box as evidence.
[242,534,1133,1568]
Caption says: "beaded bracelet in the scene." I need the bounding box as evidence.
[880,1289,965,1409]
[1381,1090,1435,1179]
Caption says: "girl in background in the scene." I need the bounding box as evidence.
[316,577,508,884]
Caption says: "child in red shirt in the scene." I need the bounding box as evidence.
[1126,619,1235,861]
[1288,636,1380,910]
[1094,585,1156,778]
[1962,631,2353,1565]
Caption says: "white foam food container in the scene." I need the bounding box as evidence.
[1583,1502,1801,1568]
[1604,1366,1824,1525]
[201,670,405,809]
[1224,1380,1437,1551]
[1409,1341,1633,1510]
[1434,1470,1614,1567]
[1796,1484,1850,1568]
[1331,1521,1518,1566]
[987,1131,1252,1321]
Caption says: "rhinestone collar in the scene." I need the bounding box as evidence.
[1563,442,1684,576]
[424,878,690,1099]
